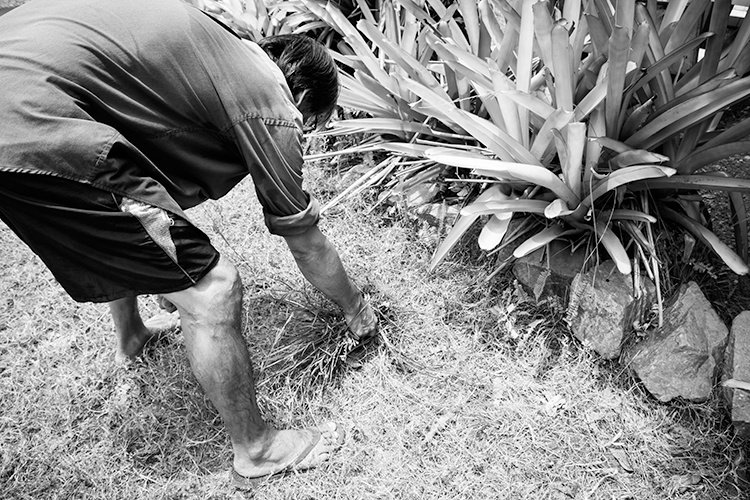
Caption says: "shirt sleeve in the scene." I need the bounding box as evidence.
[232,117,320,236]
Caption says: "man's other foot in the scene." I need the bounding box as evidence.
[232,422,345,488]
[115,311,180,363]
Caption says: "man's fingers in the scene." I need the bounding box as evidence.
[348,303,378,341]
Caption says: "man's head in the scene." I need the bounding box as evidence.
[258,34,339,131]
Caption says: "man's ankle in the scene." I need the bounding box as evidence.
[233,427,278,467]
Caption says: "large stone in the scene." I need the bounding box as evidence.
[512,240,587,302]
[628,282,729,403]
[566,261,655,360]
[722,311,750,438]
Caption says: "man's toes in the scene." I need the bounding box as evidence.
[143,311,180,333]
[320,422,345,448]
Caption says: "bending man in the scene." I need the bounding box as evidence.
[0,0,377,485]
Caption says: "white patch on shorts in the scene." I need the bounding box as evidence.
[119,197,178,263]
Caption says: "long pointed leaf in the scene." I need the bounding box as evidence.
[429,215,476,271]
[516,0,534,148]
[564,122,586,198]
[479,215,512,251]
[513,225,567,258]
[662,206,749,275]
[677,141,750,174]
[461,200,550,217]
[533,1,555,69]
[400,77,541,164]
[426,147,579,206]
[606,25,631,136]
[626,76,750,150]
[530,109,574,160]
[592,220,632,274]
[630,176,750,194]
[580,165,675,211]
[429,185,509,270]
[551,22,574,112]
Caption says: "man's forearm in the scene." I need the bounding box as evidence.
[283,226,362,315]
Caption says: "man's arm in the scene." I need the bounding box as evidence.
[283,225,377,340]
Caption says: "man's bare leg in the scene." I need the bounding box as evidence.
[161,256,342,478]
[109,296,180,362]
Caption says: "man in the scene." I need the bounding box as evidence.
[0,0,377,487]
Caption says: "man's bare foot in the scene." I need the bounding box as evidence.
[233,422,344,481]
[115,311,180,363]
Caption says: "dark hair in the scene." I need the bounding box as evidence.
[258,34,339,130]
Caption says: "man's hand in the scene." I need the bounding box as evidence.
[344,296,378,342]
[284,226,378,342]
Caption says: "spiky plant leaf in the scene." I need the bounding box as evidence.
[661,206,750,275]
[426,147,579,206]
[478,215,512,251]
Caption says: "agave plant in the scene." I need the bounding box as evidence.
[299,0,750,283]
[188,0,377,42]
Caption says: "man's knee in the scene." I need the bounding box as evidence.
[164,256,242,317]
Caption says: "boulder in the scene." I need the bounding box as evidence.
[628,282,728,403]
[512,240,587,302]
[722,311,750,438]
[566,261,655,359]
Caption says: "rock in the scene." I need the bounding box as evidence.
[513,240,586,300]
[512,240,587,302]
[628,282,728,403]
[566,261,655,359]
[722,311,750,438]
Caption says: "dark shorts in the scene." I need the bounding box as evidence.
[0,172,220,303]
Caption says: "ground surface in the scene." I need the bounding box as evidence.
[1,160,749,499]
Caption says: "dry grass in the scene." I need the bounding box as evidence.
[1,153,749,499]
